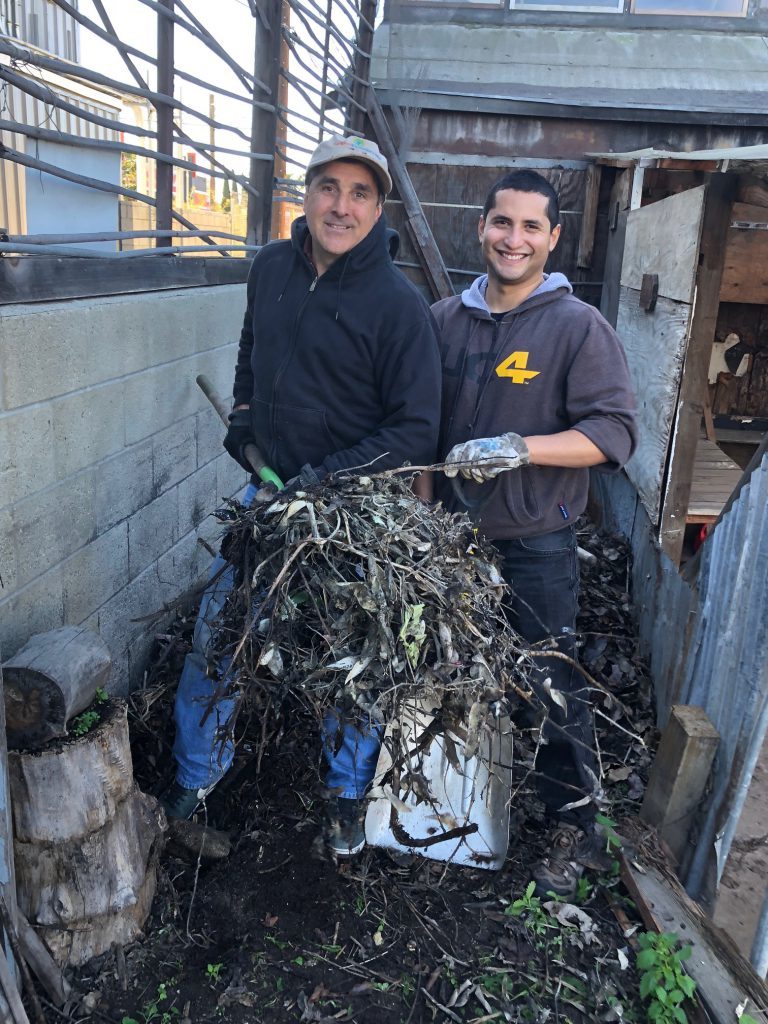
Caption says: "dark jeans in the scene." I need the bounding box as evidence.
[493,526,597,824]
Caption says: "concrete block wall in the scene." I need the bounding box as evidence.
[0,284,250,694]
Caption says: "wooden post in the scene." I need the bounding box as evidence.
[659,173,735,565]
[0,655,19,1021]
[347,0,376,135]
[577,164,601,270]
[155,0,174,247]
[640,705,720,866]
[247,0,281,246]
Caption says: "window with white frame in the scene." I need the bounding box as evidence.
[510,0,623,10]
[631,0,748,14]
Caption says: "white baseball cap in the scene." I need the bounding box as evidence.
[306,135,392,197]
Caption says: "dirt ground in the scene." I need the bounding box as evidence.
[67,522,663,1024]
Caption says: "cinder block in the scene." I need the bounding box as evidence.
[3,381,125,507]
[1,404,57,506]
[62,522,129,623]
[153,416,197,495]
[0,300,127,409]
[128,486,179,579]
[49,382,127,482]
[216,453,250,502]
[12,471,98,588]
[0,506,18,596]
[122,359,202,446]
[0,570,65,662]
[94,440,155,533]
[196,405,225,468]
[157,530,211,594]
[177,462,219,540]
[96,565,172,693]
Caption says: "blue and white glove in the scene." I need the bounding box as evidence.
[444,432,530,484]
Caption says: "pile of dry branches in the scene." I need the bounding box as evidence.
[206,473,540,747]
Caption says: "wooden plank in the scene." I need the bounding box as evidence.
[617,287,692,524]
[367,91,454,301]
[0,255,250,304]
[620,846,768,1024]
[720,215,768,304]
[660,175,736,564]
[577,164,601,270]
[600,169,631,328]
[621,185,707,303]
[640,705,720,865]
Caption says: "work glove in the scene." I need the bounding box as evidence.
[223,407,256,472]
[444,432,530,484]
[282,463,321,495]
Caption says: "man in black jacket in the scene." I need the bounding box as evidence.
[163,137,442,858]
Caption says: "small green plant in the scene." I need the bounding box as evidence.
[95,687,109,703]
[71,710,101,737]
[206,962,224,984]
[573,875,594,905]
[636,931,696,1023]
[121,981,180,1024]
[504,881,551,938]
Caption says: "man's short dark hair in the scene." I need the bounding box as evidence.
[305,159,386,206]
[482,170,560,228]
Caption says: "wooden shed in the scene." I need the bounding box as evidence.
[590,146,768,564]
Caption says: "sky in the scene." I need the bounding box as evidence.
[78,0,286,185]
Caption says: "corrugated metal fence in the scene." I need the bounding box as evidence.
[681,454,768,971]
[629,455,768,972]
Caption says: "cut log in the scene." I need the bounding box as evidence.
[3,626,111,749]
[8,702,134,843]
[8,701,165,966]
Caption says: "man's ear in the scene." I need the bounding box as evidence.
[478,215,486,243]
[374,201,382,222]
[549,223,562,252]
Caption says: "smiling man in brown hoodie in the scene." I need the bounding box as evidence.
[432,170,637,898]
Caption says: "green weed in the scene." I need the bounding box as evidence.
[636,931,696,1023]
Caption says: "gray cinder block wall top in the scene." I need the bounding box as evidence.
[0,284,249,694]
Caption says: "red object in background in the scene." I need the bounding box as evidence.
[693,524,709,552]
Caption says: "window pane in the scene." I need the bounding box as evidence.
[511,0,623,9]
[633,0,746,13]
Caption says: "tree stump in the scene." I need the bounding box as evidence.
[3,626,112,750]
[8,702,165,966]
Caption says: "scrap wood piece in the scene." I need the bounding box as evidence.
[366,89,454,301]
[15,908,70,1007]
[0,941,30,1024]
[619,823,768,1024]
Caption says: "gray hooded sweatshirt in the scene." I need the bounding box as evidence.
[431,273,637,539]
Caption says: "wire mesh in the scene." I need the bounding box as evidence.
[0,0,376,258]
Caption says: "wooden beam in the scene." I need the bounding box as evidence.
[347,0,376,135]
[155,0,174,247]
[577,164,602,270]
[366,91,454,301]
[620,841,768,1024]
[630,166,645,211]
[659,173,736,565]
[247,0,281,245]
[640,705,719,866]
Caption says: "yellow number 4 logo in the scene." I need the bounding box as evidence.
[495,351,540,384]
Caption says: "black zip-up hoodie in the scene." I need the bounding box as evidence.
[432,273,637,539]
[232,213,442,483]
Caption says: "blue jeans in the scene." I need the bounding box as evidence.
[173,483,381,797]
[493,526,596,823]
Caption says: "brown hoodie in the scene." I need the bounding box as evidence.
[432,274,637,539]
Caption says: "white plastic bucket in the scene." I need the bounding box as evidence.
[365,698,513,869]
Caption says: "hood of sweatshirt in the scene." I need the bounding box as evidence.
[461,272,573,317]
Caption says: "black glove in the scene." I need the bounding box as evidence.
[282,463,321,495]
[223,408,255,472]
